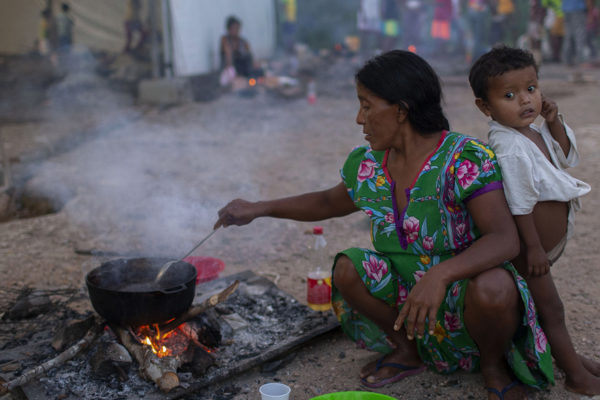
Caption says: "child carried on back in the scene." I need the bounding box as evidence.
[469,45,600,396]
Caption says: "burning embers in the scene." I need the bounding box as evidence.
[105,285,231,392]
[132,321,217,359]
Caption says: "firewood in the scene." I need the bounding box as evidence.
[0,318,104,395]
[111,324,185,393]
[107,282,238,392]
[160,280,239,333]
[90,342,132,378]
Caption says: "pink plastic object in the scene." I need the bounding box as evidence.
[183,256,226,284]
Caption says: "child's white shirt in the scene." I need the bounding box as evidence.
[487,116,591,239]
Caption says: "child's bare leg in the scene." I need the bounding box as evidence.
[580,356,600,377]
[333,256,423,383]
[525,273,600,395]
[464,268,527,400]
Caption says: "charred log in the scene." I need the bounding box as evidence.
[90,342,132,380]
[111,324,190,393]
[52,314,96,351]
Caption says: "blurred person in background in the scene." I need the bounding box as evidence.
[561,0,593,67]
[528,0,547,65]
[55,3,74,54]
[401,0,424,52]
[220,16,263,79]
[466,0,492,63]
[585,0,599,62]
[490,0,516,46]
[543,0,566,62]
[279,0,297,55]
[357,0,383,60]
[38,8,57,65]
[430,0,453,56]
[124,0,147,54]
[381,0,401,52]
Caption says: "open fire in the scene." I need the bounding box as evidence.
[0,271,339,398]
[134,322,214,358]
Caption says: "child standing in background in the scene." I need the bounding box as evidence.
[469,45,600,396]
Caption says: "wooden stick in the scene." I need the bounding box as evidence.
[159,280,239,333]
[0,320,104,395]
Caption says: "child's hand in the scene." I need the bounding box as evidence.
[540,95,559,124]
[527,245,551,277]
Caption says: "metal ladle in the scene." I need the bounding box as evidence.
[154,227,219,284]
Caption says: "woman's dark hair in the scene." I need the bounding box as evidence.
[469,45,538,101]
[226,15,241,30]
[355,50,449,135]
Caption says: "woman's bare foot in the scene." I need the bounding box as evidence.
[359,348,423,384]
[564,373,600,396]
[580,354,600,377]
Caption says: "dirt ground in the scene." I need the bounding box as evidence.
[1,55,599,400]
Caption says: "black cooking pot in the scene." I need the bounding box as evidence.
[86,258,197,327]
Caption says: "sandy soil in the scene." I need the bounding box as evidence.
[1,56,599,400]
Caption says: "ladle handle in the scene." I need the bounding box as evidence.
[180,227,219,260]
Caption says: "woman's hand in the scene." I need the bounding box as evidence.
[526,245,550,277]
[394,266,448,340]
[214,199,264,229]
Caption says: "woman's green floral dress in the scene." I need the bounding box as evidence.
[331,131,554,388]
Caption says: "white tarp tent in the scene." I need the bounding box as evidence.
[0,0,277,76]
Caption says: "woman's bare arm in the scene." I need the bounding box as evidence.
[220,36,233,67]
[214,181,359,229]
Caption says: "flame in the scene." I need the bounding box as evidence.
[136,322,212,358]
[408,45,417,53]
[142,334,172,357]
[248,78,257,86]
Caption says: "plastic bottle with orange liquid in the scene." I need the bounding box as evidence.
[307,226,332,311]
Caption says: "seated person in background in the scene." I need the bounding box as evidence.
[220,16,263,78]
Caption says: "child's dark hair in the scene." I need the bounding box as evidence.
[356,50,449,135]
[468,45,538,101]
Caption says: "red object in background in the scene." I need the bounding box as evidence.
[183,256,226,284]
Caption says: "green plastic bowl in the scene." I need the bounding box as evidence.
[310,391,398,400]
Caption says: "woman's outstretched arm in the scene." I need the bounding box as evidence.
[214,181,358,229]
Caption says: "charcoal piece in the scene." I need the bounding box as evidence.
[5,290,52,320]
[51,314,96,351]
[189,347,215,376]
[191,312,221,348]
[90,342,132,378]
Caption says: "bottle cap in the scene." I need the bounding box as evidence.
[313,226,323,235]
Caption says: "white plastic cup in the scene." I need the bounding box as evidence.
[259,382,291,400]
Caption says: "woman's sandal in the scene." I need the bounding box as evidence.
[485,380,522,399]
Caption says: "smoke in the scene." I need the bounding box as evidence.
[21,46,269,257]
